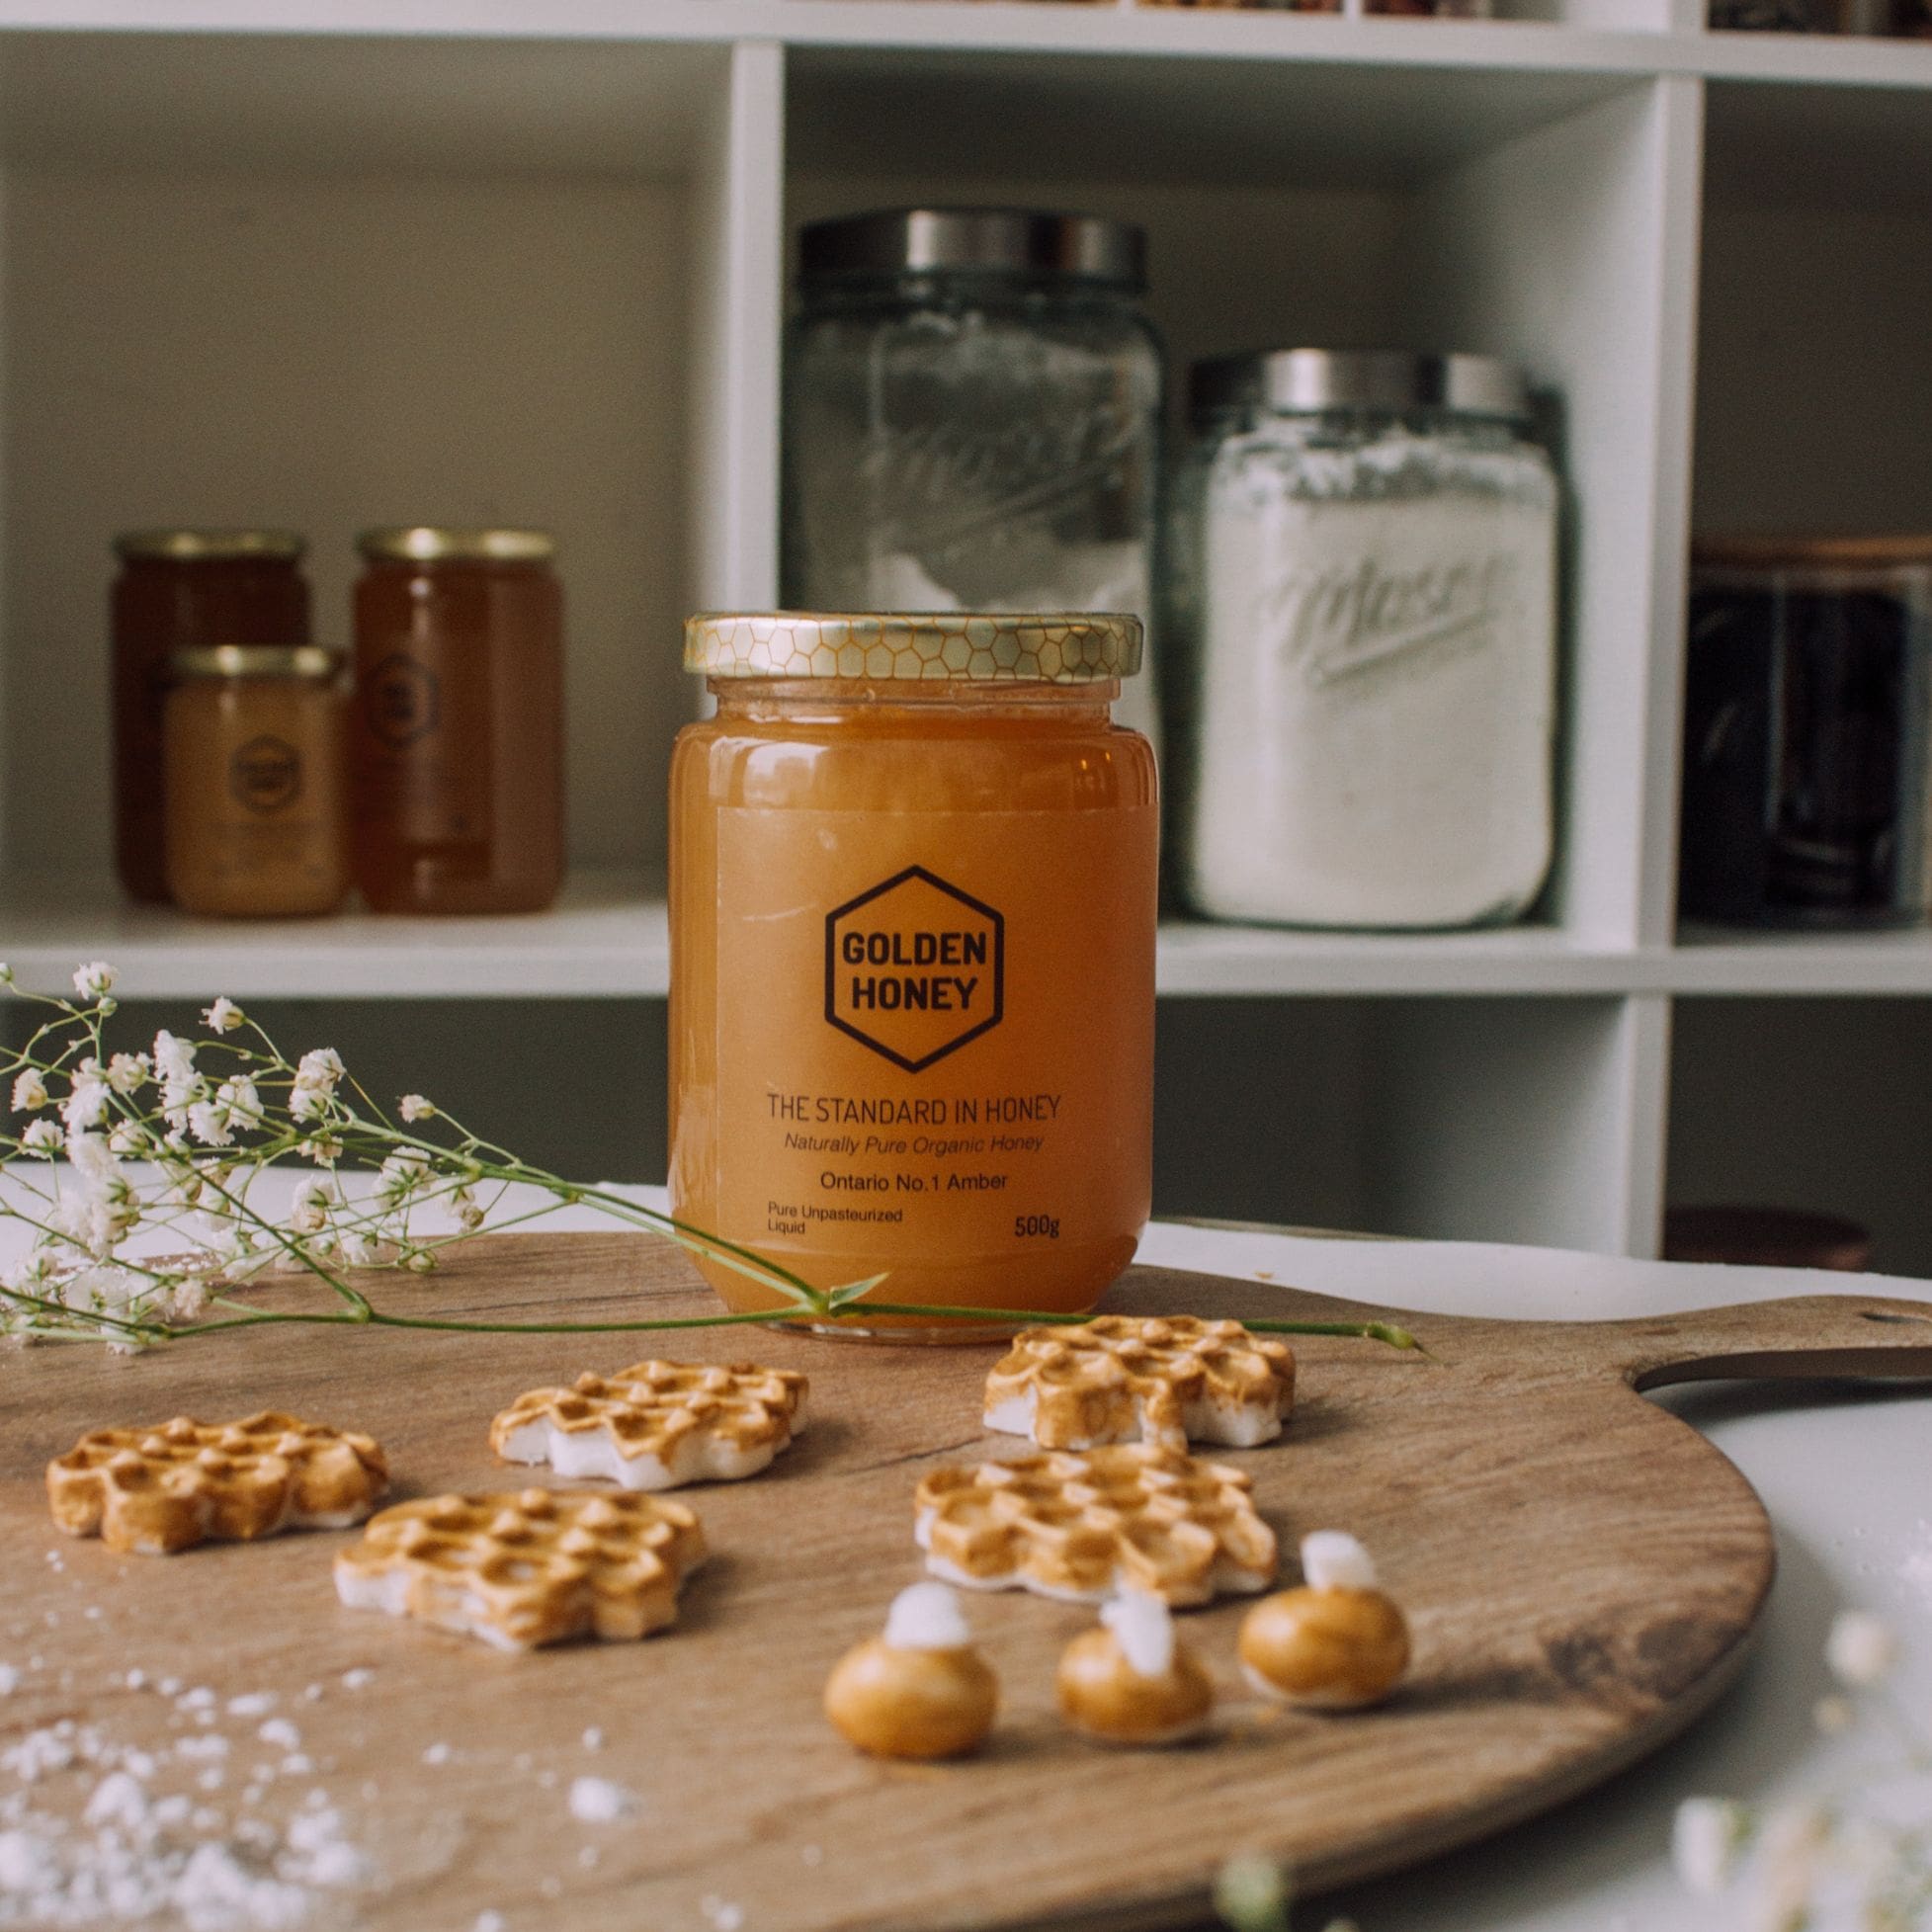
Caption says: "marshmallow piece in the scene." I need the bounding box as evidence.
[1302,1531,1377,1592]
[1100,1591,1175,1680]
[882,1582,972,1652]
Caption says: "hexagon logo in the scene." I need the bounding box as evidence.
[364,652,440,749]
[228,734,302,814]
[825,866,1004,1073]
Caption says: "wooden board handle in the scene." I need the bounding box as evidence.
[1586,1294,1932,1390]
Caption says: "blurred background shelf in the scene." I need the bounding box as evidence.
[19,884,1932,1002]
[0,3,1925,1267]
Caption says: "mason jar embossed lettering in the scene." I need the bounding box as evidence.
[783,210,1166,755]
[351,528,563,915]
[1165,350,1558,929]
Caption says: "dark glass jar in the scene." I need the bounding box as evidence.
[1680,535,1932,928]
[784,209,1165,754]
[351,528,564,915]
[111,530,310,902]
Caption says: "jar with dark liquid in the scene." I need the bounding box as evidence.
[351,528,564,914]
[1680,535,1932,927]
[112,530,310,902]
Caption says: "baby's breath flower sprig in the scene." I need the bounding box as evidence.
[1672,1608,1932,1929]
[0,966,1424,1355]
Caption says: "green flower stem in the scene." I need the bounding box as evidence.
[0,984,1429,1363]
[0,1284,158,1339]
[829,1302,1422,1350]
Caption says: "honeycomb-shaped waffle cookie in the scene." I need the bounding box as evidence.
[45,1412,389,1555]
[334,1488,707,1651]
[984,1314,1296,1452]
[914,1444,1278,1606]
[489,1360,807,1491]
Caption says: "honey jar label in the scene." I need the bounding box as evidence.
[229,735,303,814]
[713,805,1156,1263]
[354,647,490,844]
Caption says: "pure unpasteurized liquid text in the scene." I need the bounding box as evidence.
[669,613,1157,1335]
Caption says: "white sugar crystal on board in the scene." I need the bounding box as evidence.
[568,1776,639,1824]
[4,1727,76,1781]
[422,1743,452,1767]
[581,1727,604,1752]
[174,1840,311,1929]
[258,1719,300,1751]
[0,1755,370,1928]
[340,1669,375,1691]
[84,1770,151,1829]
[0,1828,58,1893]
[474,1913,507,1932]
[0,1663,19,1695]
[228,1693,277,1719]
[284,1805,371,1889]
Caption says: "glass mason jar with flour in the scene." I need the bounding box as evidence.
[783,209,1165,755]
[1165,350,1558,929]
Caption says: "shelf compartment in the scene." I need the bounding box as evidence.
[0,33,783,893]
[789,58,1696,954]
[1155,993,1659,1251]
[1667,994,1932,1275]
[0,870,669,999]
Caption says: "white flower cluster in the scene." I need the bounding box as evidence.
[0,963,500,1346]
[1672,1608,1918,1929]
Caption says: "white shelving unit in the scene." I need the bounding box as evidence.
[0,2,1925,1266]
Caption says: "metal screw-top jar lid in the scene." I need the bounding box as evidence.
[115,529,306,563]
[170,644,341,680]
[357,527,555,563]
[799,209,1146,293]
[686,612,1142,683]
[1189,349,1530,423]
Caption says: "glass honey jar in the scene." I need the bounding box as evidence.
[351,527,564,915]
[112,530,310,903]
[163,645,349,919]
[670,613,1157,1337]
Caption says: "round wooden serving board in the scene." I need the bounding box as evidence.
[5,1233,1932,1932]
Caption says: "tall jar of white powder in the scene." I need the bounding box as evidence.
[784,209,1165,754]
[1165,349,1557,930]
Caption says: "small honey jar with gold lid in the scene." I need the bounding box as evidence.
[163,644,350,918]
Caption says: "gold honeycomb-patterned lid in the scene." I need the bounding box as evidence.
[684,612,1142,683]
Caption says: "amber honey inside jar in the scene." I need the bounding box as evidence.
[352,527,564,915]
[112,530,310,903]
[163,645,348,919]
[669,613,1158,1338]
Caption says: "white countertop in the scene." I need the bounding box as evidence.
[7,1177,1929,1930]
